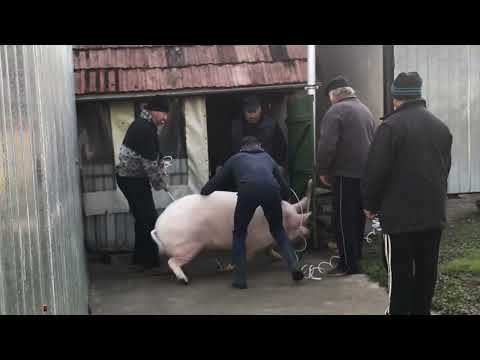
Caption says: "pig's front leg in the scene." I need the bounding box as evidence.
[220,263,236,273]
[268,247,283,261]
[264,245,283,261]
[220,252,256,273]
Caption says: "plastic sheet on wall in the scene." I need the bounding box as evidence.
[184,96,209,193]
[77,102,115,192]
[110,101,134,167]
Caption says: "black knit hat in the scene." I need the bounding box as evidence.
[391,72,423,99]
[144,96,170,112]
[325,75,350,95]
[241,136,261,148]
[242,95,261,113]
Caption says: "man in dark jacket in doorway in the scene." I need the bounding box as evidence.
[230,95,288,172]
[363,72,452,315]
[317,76,377,276]
[116,96,170,273]
[201,136,304,289]
[229,95,289,261]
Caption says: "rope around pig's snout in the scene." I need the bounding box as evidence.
[289,187,340,281]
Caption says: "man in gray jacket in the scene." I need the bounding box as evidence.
[317,76,377,275]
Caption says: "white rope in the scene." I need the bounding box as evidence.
[161,155,174,178]
[289,186,340,281]
[365,218,382,244]
[289,186,307,261]
[160,156,176,202]
[300,256,341,281]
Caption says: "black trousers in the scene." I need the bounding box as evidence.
[232,181,299,284]
[116,175,160,268]
[385,229,442,315]
[332,176,365,274]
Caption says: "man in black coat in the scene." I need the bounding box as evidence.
[317,76,377,276]
[201,136,304,289]
[116,96,170,272]
[363,72,453,315]
[230,95,287,171]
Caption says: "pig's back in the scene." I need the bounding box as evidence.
[155,192,238,251]
[155,191,274,255]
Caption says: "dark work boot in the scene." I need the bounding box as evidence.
[232,281,248,289]
[291,268,305,282]
[232,257,248,290]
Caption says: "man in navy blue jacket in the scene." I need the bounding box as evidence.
[201,136,304,289]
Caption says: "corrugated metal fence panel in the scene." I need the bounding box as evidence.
[469,46,480,192]
[81,159,188,253]
[0,45,88,314]
[79,160,188,193]
[84,210,166,253]
[85,213,133,252]
[394,45,480,194]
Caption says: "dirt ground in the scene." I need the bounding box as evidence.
[446,193,480,222]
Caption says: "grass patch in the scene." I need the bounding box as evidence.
[361,212,480,315]
[360,248,387,289]
[441,252,480,275]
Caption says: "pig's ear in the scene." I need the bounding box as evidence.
[302,211,312,225]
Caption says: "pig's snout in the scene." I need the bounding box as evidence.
[150,229,166,255]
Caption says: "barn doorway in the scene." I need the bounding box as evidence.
[205,92,290,179]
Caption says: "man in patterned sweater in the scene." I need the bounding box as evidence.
[116,96,170,271]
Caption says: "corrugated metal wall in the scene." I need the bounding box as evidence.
[394,45,480,194]
[0,45,88,314]
[316,45,384,121]
[82,159,189,253]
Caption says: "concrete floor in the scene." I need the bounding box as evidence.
[88,251,388,315]
[88,195,479,315]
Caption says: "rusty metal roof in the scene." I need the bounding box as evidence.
[74,45,307,96]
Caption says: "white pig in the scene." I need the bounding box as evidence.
[151,180,312,284]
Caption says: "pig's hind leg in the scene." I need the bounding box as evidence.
[168,258,189,285]
[167,244,203,285]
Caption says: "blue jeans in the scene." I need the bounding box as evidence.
[232,181,299,285]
